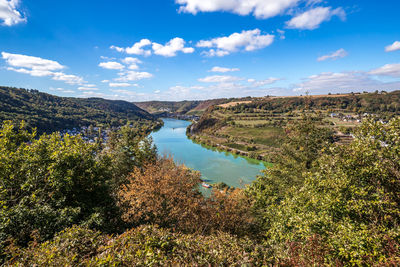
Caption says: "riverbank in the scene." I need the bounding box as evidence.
[186,122,276,163]
[151,119,266,189]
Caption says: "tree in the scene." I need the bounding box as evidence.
[247,116,334,223]
[105,124,157,189]
[0,121,118,253]
[118,158,208,233]
[247,117,400,264]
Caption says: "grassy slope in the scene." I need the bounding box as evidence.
[189,91,400,161]
[0,86,155,133]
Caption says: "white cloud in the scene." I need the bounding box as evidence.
[277,29,285,40]
[317,48,348,62]
[249,77,281,87]
[385,41,400,52]
[99,61,125,70]
[111,38,194,57]
[110,46,124,53]
[176,0,301,19]
[100,56,115,60]
[109,82,132,87]
[210,66,240,73]
[2,52,86,85]
[78,86,99,91]
[2,52,64,71]
[0,0,26,26]
[6,67,54,77]
[52,72,85,85]
[152,37,194,57]
[286,7,345,30]
[50,87,75,94]
[83,84,97,88]
[121,57,142,70]
[198,75,243,83]
[369,63,400,78]
[115,70,153,82]
[202,49,230,57]
[294,71,400,93]
[111,39,152,56]
[157,77,281,101]
[197,29,274,56]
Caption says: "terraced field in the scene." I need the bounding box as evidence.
[189,91,400,161]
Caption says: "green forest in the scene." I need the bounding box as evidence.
[1,115,399,265]
[0,86,155,133]
[0,87,399,265]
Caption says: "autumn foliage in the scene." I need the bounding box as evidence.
[119,158,208,233]
[118,157,255,235]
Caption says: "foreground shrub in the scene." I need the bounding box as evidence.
[248,117,400,265]
[7,225,269,266]
[119,158,212,233]
[119,157,257,236]
[6,226,107,266]
[0,121,117,255]
[210,188,258,237]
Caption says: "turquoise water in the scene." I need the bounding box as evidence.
[150,118,266,188]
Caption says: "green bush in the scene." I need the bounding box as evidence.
[8,225,269,266]
[247,118,400,265]
[0,121,157,260]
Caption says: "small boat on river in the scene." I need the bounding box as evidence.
[202,182,212,188]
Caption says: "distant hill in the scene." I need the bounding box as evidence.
[187,91,400,161]
[134,98,248,116]
[0,86,154,133]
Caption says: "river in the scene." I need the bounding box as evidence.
[150,118,267,188]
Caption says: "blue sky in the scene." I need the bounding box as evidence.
[0,0,400,101]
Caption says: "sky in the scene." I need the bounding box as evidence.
[0,0,400,101]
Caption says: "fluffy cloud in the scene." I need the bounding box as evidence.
[210,66,240,73]
[197,29,274,56]
[385,41,400,52]
[86,75,282,102]
[2,52,64,71]
[6,67,54,77]
[152,38,194,57]
[198,75,243,83]
[99,61,125,70]
[109,82,133,87]
[369,63,400,78]
[0,0,26,26]
[121,57,142,70]
[52,72,85,85]
[317,48,348,62]
[203,49,230,57]
[294,70,400,93]
[157,77,280,101]
[78,86,99,91]
[111,38,194,57]
[111,39,152,56]
[175,0,300,19]
[249,77,281,87]
[2,52,86,85]
[115,70,153,82]
[286,7,345,30]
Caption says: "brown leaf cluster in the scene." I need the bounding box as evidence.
[118,157,256,235]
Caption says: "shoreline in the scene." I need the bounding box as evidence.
[185,122,272,166]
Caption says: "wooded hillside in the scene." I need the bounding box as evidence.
[0,86,154,133]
